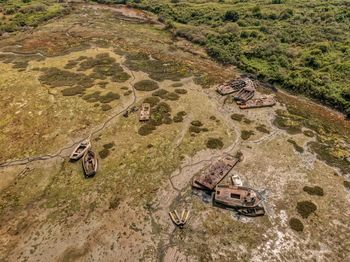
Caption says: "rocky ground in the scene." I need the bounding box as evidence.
[0,3,349,262]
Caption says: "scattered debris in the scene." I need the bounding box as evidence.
[70,140,91,161]
[123,110,129,117]
[139,103,151,121]
[216,79,246,95]
[193,154,241,191]
[239,97,276,109]
[169,209,190,228]
[82,150,98,177]
[214,185,263,209]
[234,78,255,103]
[236,206,265,217]
[231,174,243,186]
[130,106,139,113]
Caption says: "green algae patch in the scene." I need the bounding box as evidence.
[174,89,187,95]
[99,148,110,159]
[256,125,270,134]
[124,52,191,81]
[241,130,254,140]
[101,104,112,111]
[138,124,156,136]
[289,218,304,232]
[143,96,160,107]
[287,139,304,153]
[39,67,94,88]
[344,181,350,190]
[297,201,317,219]
[134,80,159,91]
[173,111,187,123]
[273,109,302,135]
[61,86,86,96]
[308,141,350,174]
[206,138,223,149]
[303,186,324,196]
[150,102,172,126]
[231,114,244,122]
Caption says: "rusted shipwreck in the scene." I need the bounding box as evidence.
[139,103,151,121]
[70,140,91,161]
[214,184,263,209]
[239,97,276,109]
[234,79,256,103]
[192,154,240,191]
[216,79,246,95]
[82,150,98,177]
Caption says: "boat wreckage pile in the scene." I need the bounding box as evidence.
[217,77,276,109]
[69,140,98,178]
[192,153,265,217]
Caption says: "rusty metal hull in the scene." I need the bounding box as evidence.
[214,185,262,208]
[82,150,98,177]
[216,79,246,95]
[139,103,151,121]
[194,155,240,191]
[239,97,276,109]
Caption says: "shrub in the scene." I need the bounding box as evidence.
[241,130,254,140]
[223,10,239,22]
[191,120,203,127]
[289,218,304,232]
[297,201,317,218]
[206,138,224,149]
[231,114,244,121]
[138,124,156,136]
[134,80,159,91]
[303,186,324,196]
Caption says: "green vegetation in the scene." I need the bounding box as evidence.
[303,130,315,137]
[303,186,324,196]
[39,67,94,88]
[143,96,160,107]
[124,0,350,116]
[191,120,203,127]
[0,0,69,33]
[134,80,159,91]
[289,218,304,232]
[256,124,270,134]
[241,130,254,140]
[231,113,244,122]
[206,137,224,149]
[124,52,191,81]
[83,91,120,103]
[138,123,156,136]
[174,88,187,94]
[173,111,187,122]
[287,139,304,153]
[344,181,350,190]
[297,200,317,219]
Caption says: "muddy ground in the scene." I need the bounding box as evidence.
[0,3,349,262]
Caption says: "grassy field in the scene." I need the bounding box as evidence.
[115,0,350,116]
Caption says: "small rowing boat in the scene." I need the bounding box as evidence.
[70,140,91,161]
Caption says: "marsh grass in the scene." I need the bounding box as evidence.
[134,80,159,91]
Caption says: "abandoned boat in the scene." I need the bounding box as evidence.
[214,185,263,208]
[70,140,91,161]
[236,206,265,217]
[239,97,276,109]
[234,79,256,102]
[194,154,240,191]
[82,150,98,177]
[139,103,151,121]
[216,79,246,95]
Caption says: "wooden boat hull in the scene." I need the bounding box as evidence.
[140,103,151,121]
[82,150,98,177]
[70,141,91,161]
[236,206,265,217]
[239,97,276,109]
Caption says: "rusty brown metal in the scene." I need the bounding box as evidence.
[239,97,276,109]
[216,79,246,95]
[194,155,240,191]
[234,78,256,102]
[139,103,151,121]
[236,206,265,217]
[214,185,263,208]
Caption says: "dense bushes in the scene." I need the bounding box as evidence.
[129,0,350,114]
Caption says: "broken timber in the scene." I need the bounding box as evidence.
[193,154,240,191]
[82,150,98,177]
[239,97,276,109]
[234,78,256,103]
[70,140,91,161]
